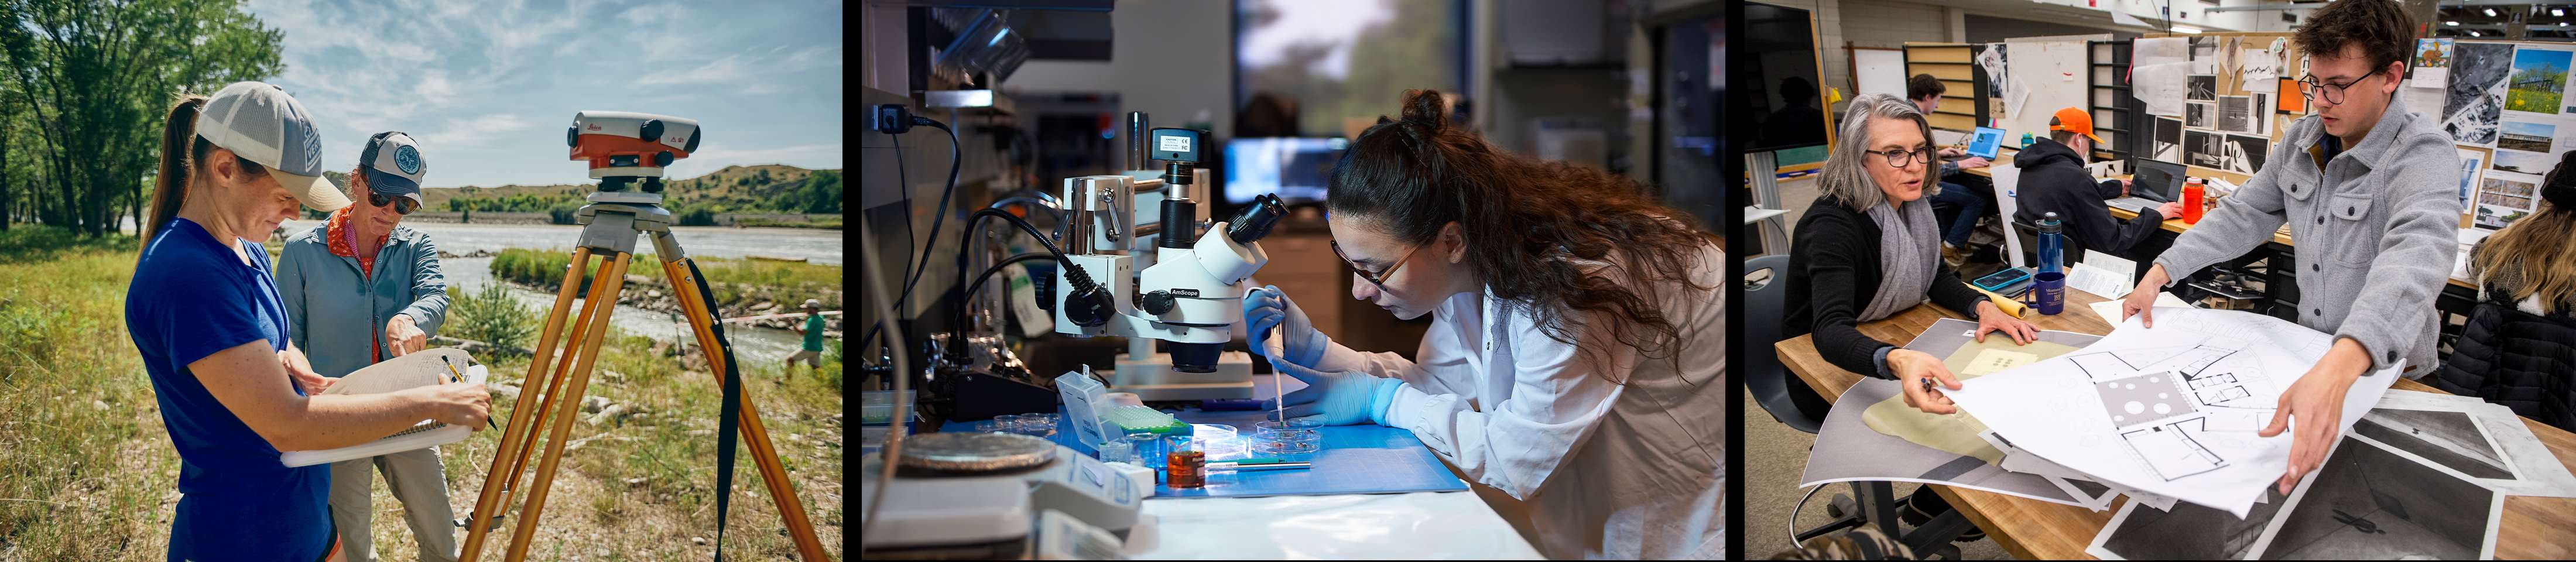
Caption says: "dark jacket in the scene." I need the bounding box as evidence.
[2011,138,2165,257]
[2430,290,2576,433]
[1783,195,1989,378]
[2431,245,2576,433]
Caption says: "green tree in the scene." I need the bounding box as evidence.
[0,0,284,236]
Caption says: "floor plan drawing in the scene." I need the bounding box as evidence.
[1943,307,2404,516]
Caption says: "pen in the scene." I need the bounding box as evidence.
[443,356,498,431]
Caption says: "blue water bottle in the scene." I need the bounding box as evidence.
[2036,212,2064,274]
[2033,213,2067,315]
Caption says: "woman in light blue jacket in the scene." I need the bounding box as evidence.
[274,131,457,562]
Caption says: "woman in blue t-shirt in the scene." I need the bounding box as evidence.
[125,81,491,562]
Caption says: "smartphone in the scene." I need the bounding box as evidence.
[1972,267,2034,294]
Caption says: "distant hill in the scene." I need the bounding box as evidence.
[415,164,838,213]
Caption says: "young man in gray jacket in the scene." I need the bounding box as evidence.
[275,131,457,562]
[2118,0,2457,498]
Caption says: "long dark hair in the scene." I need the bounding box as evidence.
[1327,90,1720,376]
[144,94,267,252]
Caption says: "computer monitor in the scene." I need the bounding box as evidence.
[1225,137,1347,205]
[2130,159,2186,203]
[1965,127,2005,159]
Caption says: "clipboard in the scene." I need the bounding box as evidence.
[279,348,488,467]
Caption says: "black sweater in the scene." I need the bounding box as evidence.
[2009,139,2166,256]
[1783,195,1989,377]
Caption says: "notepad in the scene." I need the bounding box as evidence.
[280,348,488,467]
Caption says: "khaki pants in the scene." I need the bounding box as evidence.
[328,446,460,562]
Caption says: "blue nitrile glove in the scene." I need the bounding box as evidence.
[1262,355,1405,426]
[1244,285,1329,369]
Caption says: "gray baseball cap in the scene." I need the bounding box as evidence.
[195,81,348,211]
[360,131,426,204]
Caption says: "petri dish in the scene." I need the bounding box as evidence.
[1251,420,1321,454]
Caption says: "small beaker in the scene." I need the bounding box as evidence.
[1165,435,1206,488]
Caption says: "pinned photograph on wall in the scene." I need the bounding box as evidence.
[2221,133,2267,176]
[2187,74,2218,101]
[2191,36,2220,74]
[2241,41,2281,94]
[2249,92,2272,135]
[2218,95,2252,133]
[2478,177,2541,229]
[2459,146,2491,212]
[2186,129,2224,170]
[2187,102,2215,129]
[2500,120,2556,153]
[2505,47,2570,114]
[2152,116,2184,163]
[2444,42,2514,145]
[2413,37,2454,88]
[2493,149,2555,176]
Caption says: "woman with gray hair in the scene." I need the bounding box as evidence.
[1780,94,2037,414]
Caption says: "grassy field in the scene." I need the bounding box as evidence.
[0,226,843,560]
[488,248,844,311]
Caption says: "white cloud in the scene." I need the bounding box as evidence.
[416,113,540,149]
[634,54,751,86]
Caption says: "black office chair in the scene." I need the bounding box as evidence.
[1744,253,1826,434]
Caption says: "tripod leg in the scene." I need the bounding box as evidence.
[502,253,632,562]
[663,258,828,561]
[459,248,592,562]
[485,251,615,529]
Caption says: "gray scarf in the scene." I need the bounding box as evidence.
[1861,197,1938,321]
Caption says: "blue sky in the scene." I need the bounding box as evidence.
[241,0,842,189]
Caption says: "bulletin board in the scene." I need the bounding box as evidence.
[2435,40,2574,230]
[2133,32,2304,188]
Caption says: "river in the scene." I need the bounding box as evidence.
[278,220,843,366]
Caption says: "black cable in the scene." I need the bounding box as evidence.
[946,207,1106,358]
[956,252,1060,337]
[860,117,961,353]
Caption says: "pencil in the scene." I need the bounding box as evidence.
[443,356,497,430]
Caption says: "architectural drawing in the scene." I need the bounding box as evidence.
[1943,308,2403,516]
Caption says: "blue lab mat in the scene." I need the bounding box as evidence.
[936,407,1468,498]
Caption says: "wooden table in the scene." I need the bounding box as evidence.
[1773,289,2576,559]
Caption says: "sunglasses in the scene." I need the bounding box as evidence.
[368,191,417,215]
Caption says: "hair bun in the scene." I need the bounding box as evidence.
[1400,89,1448,131]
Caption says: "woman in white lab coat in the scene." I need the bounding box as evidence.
[1242,90,1727,560]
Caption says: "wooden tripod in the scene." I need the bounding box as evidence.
[456,193,828,561]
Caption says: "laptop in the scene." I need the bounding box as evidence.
[2108,159,2186,214]
[1964,126,2005,160]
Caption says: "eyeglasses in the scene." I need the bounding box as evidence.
[1331,239,1424,292]
[368,191,417,215]
[2297,68,2383,105]
[1863,147,1936,167]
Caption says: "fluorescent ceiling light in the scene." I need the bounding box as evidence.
[2446,21,2460,26]
[2172,26,2202,34]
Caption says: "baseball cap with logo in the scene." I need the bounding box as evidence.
[194,81,349,212]
[2049,107,2104,146]
[360,132,427,207]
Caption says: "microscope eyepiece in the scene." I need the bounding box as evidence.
[1227,194,1287,244]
